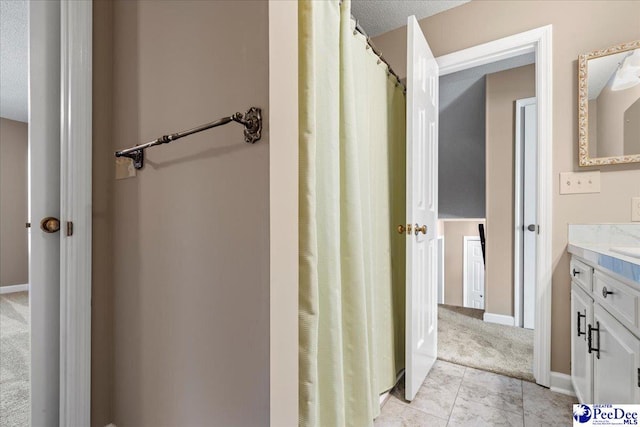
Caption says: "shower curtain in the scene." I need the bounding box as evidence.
[299,0,407,425]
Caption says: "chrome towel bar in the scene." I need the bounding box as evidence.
[114,107,262,170]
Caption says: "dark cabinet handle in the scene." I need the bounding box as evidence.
[572,268,580,277]
[588,322,600,359]
[602,286,614,298]
[577,312,586,337]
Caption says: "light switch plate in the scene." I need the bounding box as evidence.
[559,171,600,194]
[115,157,136,180]
[632,197,640,222]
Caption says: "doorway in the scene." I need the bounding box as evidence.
[436,26,553,387]
[437,53,538,381]
[0,1,31,424]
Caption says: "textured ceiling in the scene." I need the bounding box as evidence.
[0,0,28,123]
[351,0,470,37]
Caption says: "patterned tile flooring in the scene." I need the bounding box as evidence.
[375,360,577,427]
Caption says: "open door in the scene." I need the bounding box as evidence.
[405,16,439,401]
[29,1,61,424]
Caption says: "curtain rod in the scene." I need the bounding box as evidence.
[352,17,406,93]
[114,107,262,170]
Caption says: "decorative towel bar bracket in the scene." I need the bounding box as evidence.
[114,107,262,170]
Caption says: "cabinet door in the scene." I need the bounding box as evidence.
[593,304,640,404]
[571,283,593,403]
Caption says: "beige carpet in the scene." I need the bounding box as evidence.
[0,291,29,427]
[438,304,535,382]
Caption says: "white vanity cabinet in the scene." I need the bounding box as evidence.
[570,255,640,404]
[571,282,593,403]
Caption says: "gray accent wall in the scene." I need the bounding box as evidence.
[439,72,486,218]
[438,53,534,219]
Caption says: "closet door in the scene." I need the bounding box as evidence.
[405,15,439,401]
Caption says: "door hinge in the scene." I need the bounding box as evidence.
[25,222,30,228]
[66,221,74,236]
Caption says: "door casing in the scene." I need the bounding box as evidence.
[437,25,553,387]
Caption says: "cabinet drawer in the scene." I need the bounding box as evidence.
[594,271,640,334]
[571,258,593,292]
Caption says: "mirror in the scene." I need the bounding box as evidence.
[578,40,640,166]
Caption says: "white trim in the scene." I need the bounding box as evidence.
[59,1,92,425]
[0,284,29,294]
[437,236,445,305]
[550,371,576,397]
[514,97,537,329]
[462,236,481,309]
[269,1,299,426]
[436,25,553,388]
[105,424,117,427]
[483,313,516,326]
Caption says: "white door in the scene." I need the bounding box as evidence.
[570,283,593,404]
[464,237,485,309]
[405,15,439,401]
[29,1,61,424]
[522,102,537,330]
[514,97,537,329]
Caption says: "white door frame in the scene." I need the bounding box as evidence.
[60,1,93,424]
[514,96,537,328]
[462,236,484,309]
[437,25,553,387]
[437,235,445,305]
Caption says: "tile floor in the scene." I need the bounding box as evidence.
[375,360,577,427]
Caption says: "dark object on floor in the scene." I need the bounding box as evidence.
[478,224,486,266]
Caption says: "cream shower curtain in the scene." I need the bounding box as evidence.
[299,0,406,425]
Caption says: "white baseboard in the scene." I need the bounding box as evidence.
[0,284,29,294]
[483,312,515,326]
[549,371,576,397]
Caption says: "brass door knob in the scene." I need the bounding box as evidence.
[40,217,60,233]
[414,224,427,235]
[397,224,414,235]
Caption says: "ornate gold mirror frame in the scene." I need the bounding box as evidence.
[578,40,640,166]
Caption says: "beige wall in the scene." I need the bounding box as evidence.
[93,1,270,425]
[443,220,485,307]
[625,99,640,154]
[485,65,535,316]
[92,1,114,425]
[596,82,640,157]
[373,0,640,375]
[0,118,29,287]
